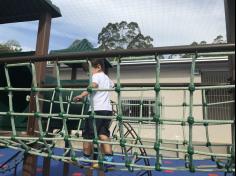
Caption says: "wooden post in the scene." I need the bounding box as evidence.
[22,13,52,176]
[71,66,77,80]
[63,139,70,176]
[224,0,235,159]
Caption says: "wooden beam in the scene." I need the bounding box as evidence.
[22,13,52,176]
[225,0,235,82]
[224,0,235,158]
[71,67,77,80]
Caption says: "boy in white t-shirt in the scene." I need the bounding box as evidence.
[73,59,114,169]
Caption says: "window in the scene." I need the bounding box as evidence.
[202,71,233,120]
[122,98,156,122]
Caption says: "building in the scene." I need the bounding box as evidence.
[46,55,233,146]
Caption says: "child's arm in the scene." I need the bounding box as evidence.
[110,79,114,88]
[73,82,98,102]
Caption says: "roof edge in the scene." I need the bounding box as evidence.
[42,0,62,18]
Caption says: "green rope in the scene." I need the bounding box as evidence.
[0,51,235,174]
[154,54,162,171]
[116,57,131,170]
[55,62,76,159]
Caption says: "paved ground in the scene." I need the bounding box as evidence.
[0,148,234,176]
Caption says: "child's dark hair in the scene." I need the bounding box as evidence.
[91,59,105,72]
[82,58,108,74]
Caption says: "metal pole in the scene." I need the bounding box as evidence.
[0,44,234,64]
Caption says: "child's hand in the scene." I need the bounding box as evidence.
[73,95,83,102]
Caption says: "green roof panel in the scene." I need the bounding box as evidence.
[50,39,97,54]
[50,39,112,68]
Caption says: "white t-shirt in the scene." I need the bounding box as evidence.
[89,72,114,111]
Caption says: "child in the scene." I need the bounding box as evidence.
[73,59,114,169]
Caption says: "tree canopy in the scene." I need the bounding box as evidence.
[213,35,226,44]
[180,35,226,58]
[98,21,154,50]
[0,40,22,53]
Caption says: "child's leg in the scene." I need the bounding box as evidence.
[100,134,114,169]
[83,142,93,156]
[99,134,112,155]
[96,111,114,169]
[96,111,113,155]
[82,115,94,156]
[80,117,94,167]
[82,142,94,175]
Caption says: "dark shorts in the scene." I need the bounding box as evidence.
[82,111,112,139]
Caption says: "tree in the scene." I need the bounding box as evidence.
[0,40,22,53]
[199,41,207,45]
[191,41,199,46]
[0,44,10,53]
[182,41,203,58]
[181,35,226,58]
[213,35,226,44]
[98,21,154,50]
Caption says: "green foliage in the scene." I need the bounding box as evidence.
[213,35,226,44]
[181,35,226,58]
[0,44,10,53]
[168,41,207,59]
[0,40,22,53]
[181,41,202,58]
[199,41,207,45]
[98,21,154,50]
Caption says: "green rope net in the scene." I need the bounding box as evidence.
[0,51,235,175]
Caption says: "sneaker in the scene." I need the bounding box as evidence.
[103,155,115,170]
[78,156,92,168]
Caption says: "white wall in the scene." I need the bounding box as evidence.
[47,61,232,145]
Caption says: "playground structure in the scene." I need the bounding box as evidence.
[0,44,235,176]
[0,0,235,176]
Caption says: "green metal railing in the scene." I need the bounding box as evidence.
[0,44,235,174]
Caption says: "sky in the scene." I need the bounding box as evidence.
[0,0,227,52]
